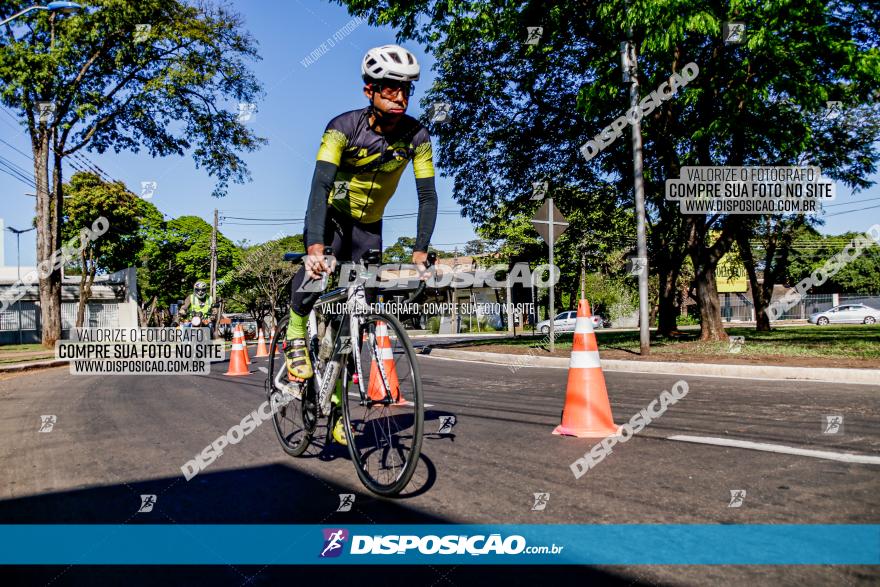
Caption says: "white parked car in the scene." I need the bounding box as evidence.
[536,311,603,334]
[808,304,878,325]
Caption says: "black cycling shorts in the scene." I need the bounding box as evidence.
[289,208,382,315]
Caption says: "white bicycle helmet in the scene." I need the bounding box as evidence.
[361,45,420,82]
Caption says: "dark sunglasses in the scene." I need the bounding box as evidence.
[371,81,414,98]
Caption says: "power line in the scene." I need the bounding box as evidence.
[823,196,880,208]
[1,106,124,187]
[825,202,880,218]
[0,154,36,188]
[0,137,32,161]
[221,216,303,222]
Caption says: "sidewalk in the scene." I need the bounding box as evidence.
[0,359,67,373]
[424,347,880,385]
[0,349,55,366]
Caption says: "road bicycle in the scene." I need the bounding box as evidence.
[265,248,435,496]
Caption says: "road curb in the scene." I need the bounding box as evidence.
[0,359,68,373]
[424,348,880,385]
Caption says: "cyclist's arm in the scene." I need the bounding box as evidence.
[305,125,347,248]
[178,296,191,319]
[414,177,437,252]
[412,136,437,252]
[304,160,338,248]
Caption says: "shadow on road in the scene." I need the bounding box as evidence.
[0,463,443,524]
[0,464,651,585]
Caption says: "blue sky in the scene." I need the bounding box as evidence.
[0,0,877,266]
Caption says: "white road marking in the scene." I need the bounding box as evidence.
[418,354,878,384]
[258,366,268,373]
[668,435,880,465]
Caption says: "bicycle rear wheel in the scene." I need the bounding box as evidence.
[266,314,315,457]
[342,312,424,496]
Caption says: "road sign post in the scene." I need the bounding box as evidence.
[531,197,569,353]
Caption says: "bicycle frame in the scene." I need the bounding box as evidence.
[306,266,398,418]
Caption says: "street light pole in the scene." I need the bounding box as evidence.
[0,2,82,27]
[7,226,36,344]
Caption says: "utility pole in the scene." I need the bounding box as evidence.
[623,15,651,355]
[548,196,555,353]
[7,226,35,344]
[210,209,218,300]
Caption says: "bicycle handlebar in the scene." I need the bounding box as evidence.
[311,247,436,303]
[405,251,437,303]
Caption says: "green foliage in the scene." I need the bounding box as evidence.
[427,315,441,334]
[581,272,638,321]
[221,234,303,323]
[677,313,700,326]
[786,227,880,294]
[0,0,266,196]
[138,215,239,307]
[335,0,880,338]
[384,236,416,263]
[61,172,144,276]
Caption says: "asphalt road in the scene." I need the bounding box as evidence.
[0,349,877,586]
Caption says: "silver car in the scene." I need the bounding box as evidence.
[536,311,603,334]
[808,304,878,326]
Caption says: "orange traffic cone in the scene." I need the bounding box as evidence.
[224,325,250,376]
[240,325,251,365]
[553,299,618,437]
[367,321,402,403]
[255,328,270,357]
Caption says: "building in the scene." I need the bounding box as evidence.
[0,266,139,344]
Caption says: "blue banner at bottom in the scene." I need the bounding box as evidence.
[0,525,877,565]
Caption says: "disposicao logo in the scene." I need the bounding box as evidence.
[320,528,349,558]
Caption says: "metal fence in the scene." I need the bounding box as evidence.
[771,294,834,320]
[689,293,880,322]
[0,301,121,344]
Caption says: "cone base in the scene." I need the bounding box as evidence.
[224,370,251,376]
[552,423,620,438]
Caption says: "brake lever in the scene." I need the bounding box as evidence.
[405,252,437,304]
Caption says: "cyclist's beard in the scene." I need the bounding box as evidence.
[368,94,404,131]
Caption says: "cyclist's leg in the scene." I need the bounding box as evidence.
[328,218,379,443]
[349,218,383,308]
[285,212,350,380]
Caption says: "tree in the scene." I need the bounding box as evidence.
[60,172,144,326]
[735,216,806,331]
[222,235,303,328]
[786,228,880,295]
[383,236,416,263]
[336,0,880,341]
[0,0,265,347]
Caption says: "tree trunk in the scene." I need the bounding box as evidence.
[656,263,680,336]
[35,136,63,348]
[75,249,96,328]
[691,250,727,340]
[735,228,771,332]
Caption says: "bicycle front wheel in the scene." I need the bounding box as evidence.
[342,312,424,496]
[266,314,314,457]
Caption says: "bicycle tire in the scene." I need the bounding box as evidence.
[266,314,314,457]
[342,311,424,496]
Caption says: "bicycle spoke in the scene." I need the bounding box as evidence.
[266,315,314,457]
[343,313,423,495]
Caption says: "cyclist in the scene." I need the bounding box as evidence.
[284,44,438,444]
[178,281,217,336]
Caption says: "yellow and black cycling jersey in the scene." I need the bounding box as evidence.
[316,107,435,224]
